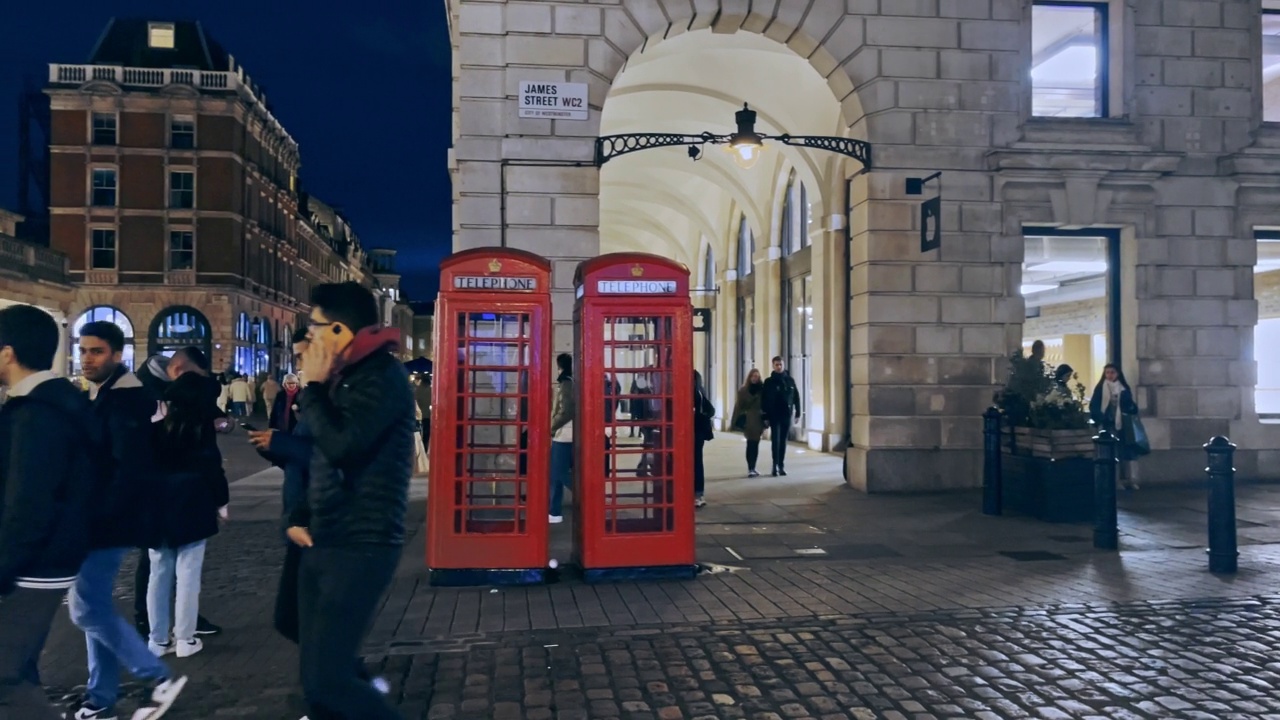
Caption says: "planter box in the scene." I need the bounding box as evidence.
[1006,426,1093,459]
[1000,452,1094,523]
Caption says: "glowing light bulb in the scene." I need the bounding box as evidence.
[730,142,762,170]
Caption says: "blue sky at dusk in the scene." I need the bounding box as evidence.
[0,1,452,301]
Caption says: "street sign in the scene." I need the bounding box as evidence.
[693,308,711,334]
[518,81,589,121]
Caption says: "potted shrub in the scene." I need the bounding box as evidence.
[993,352,1095,522]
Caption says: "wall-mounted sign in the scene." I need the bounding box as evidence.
[518,81,589,121]
[453,276,538,291]
[920,196,941,253]
[692,308,712,334]
[596,279,677,295]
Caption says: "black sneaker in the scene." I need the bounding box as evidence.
[72,701,117,720]
[194,616,221,636]
[129,675,187,720]
[135,619,149,639]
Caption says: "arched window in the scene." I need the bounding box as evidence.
[702,246,716,289]
[72,306,135,374]
[148,306,211,361]
[282,323,295,374]
[782,170,810,256]
[234,313,252,375]
[736,215,754,276]
[255,318,272,377]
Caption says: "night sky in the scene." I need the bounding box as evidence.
[0,1,452,301]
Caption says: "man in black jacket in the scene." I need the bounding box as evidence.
[0,305,95,719]
[762,356,801,477]
[291,281,412,720]
[67,321,186,720]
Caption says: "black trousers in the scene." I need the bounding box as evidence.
[770,419,790,471]
[277,544,371,681]
[0,588,65,720]
[745,440,760,471]
[694,439,706,496]
[298,545,401,720]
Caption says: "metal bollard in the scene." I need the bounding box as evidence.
[1205,436,1238,574]
[1092,429,1119,550]
[982,406,1002,516]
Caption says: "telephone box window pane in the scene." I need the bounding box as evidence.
[452,311,533,535]
[601,316,677,535]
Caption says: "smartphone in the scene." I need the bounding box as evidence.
[239,422,259,431]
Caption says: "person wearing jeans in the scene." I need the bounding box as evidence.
[549,353,574,523]
[0,306,96,720]
[144,370,229,659]
[71,321,187,720]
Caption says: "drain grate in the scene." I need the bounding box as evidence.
[999,550,1068,562]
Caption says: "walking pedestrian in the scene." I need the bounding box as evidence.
[249,328,389,716]
[0,305,96,720]
[227,374,253,417]
[413,374,431,454]
[762,356,801,477]
[549,353,574,524]
[260,375,281,422]
[69,321,186,720]
[730,368,766,477]
[692,370,715,508]
[269,373,302,434]
[291,282,412,720]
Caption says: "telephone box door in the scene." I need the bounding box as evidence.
[573,253,697,581]
[428,249,552,586]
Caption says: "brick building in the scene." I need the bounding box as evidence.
[44,18,397,377]
[448,0,1280,489]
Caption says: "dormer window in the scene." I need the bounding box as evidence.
[148,22,175,49]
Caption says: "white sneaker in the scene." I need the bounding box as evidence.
[175,638,203,658]
[694,497,707,508]
[371,676,390,695]
[549,515,563,524]
[147,640,173,657]
[129,675,187,720]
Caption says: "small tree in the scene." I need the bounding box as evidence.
[994,351,1089,430]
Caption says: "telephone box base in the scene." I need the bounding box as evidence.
[429,568,546,588]
[582,564,700,584]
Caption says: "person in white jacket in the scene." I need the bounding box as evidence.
[227,374,254,417]
[549,353,574,523]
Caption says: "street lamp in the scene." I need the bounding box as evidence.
[594,102,872,170]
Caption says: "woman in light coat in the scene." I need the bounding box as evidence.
[730,368,767,477]
[1089,363,1143,490]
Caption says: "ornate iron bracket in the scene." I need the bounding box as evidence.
[594,132,873,170]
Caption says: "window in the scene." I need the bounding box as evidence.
[92,113,116,145]
[1264,12,1280,122]
[1255,232,1280,415]
[736,215,754,276]
[169,230,194,270]
[170,116,195,149]
[72,306,134,374]
[1031,2,1107,118]
[90,228,117,269]
[169,170,194,209]
[148,22,175,49]
[91,168,117,207]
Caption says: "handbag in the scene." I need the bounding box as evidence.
[733,413,746,431]
[1128,413,1151,456]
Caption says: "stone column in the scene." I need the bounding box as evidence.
[454,0,603,351]
[810,222,846,450]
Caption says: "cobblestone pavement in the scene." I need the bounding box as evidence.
[32,433,1280,718]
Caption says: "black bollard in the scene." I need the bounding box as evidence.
[982,406,1002,516]
[1092,429,1119,550]
[1205,436,1238,574]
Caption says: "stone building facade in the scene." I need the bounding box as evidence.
[41,18,404,378]
[448,0,1280,490]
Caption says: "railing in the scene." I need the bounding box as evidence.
[165,270,196,286]
[50,63,241,93]
[0,235,70,284]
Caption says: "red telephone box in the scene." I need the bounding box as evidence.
[572,253,698,582]
[427,248,552,586]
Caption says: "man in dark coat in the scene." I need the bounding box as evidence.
[761,355,801,477]
[67,322,187,720]
[290,281,413,720]
[0,305,95,719]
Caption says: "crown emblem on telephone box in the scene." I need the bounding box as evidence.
[488,259,502,273]
[630,264,644,277]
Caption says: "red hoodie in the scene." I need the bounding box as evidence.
[335,327,402,379]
